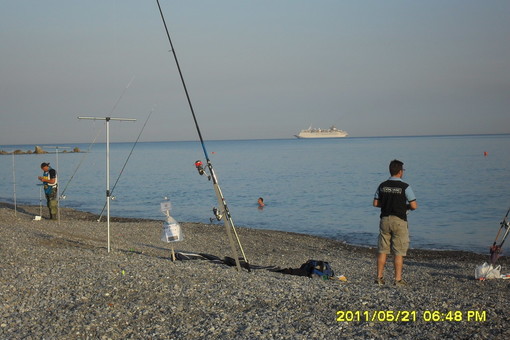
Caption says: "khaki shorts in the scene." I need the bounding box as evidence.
[377,215,409,256]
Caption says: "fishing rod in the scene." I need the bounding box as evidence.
[97,107,154,222]
[490,206,510,265]
[155,0,250,272]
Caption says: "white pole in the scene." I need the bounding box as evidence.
[43,146,70,223]
[56,148,59,224]
[39,185,42,217]
[106,118,111,252]
[12,153,16,216]
[54,146,69,224]
[78,116,136,253]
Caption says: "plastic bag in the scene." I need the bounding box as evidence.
[161,222,183,242]
[475,262,501,279]
[488,265,502,279]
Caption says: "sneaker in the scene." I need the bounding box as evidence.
[374,277,385,286]
[394,279,408,286]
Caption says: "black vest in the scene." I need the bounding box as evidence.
[377,179,409,221]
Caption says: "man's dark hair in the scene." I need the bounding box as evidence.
[389,159,404,176]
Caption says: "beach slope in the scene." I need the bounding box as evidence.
[0,203,508,338]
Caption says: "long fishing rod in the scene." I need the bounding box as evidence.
[97,107,154,221]
[155,0,249,272]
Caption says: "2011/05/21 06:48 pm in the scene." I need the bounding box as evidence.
[336,310,487,322]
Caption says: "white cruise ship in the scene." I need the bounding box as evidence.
[294,125,348,139]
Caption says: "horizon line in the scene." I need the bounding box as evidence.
[1,132,509,148]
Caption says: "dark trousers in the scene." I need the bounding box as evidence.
[45,185,58,219]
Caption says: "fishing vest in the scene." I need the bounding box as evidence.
[42,169,58,194]
[377,179,409,221]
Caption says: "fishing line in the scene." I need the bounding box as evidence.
[59,125,103,199]
[60,77,135,199]
[155,0,250,271]
[110,76,135,116]
[97,107,155,221]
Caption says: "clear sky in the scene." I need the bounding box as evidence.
[1,0,509,145]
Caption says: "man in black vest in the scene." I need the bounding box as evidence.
[38,162,58,220]
[373,159,417,286]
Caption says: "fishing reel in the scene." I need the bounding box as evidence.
[195,160,211,180]
[209,207,223,223]
[106,190,116,200]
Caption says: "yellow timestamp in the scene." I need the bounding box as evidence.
[336,310,487,322]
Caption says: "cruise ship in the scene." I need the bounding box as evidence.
[294,125,348,139]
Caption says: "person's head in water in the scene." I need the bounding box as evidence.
[258,197,264,207]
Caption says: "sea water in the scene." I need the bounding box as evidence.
[1,134,509,254]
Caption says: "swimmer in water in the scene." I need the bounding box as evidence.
[257,197,265,209]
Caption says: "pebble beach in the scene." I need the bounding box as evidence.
[1,202,509,339]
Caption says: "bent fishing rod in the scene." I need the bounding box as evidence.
[155,0,250,272]
[97,107,154,222]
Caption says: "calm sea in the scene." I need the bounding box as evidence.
[1,135,509,254]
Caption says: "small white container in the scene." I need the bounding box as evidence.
[161,221,183,242]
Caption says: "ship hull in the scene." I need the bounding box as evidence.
[295,133,348,139]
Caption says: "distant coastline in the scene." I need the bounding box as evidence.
[0,146,82,155]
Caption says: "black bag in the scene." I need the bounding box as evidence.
[300,260,334,278]
[275,259,334,278]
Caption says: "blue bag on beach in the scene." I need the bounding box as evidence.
[273,259,334,278]
[300,260,334,278]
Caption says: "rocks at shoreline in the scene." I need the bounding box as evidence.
[0,203,509,339]
[0,146,81,155]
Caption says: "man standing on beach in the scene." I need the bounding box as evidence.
[38,162,58,220]
[373,159,417,286]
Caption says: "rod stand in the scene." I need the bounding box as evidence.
[78,116,136,252]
